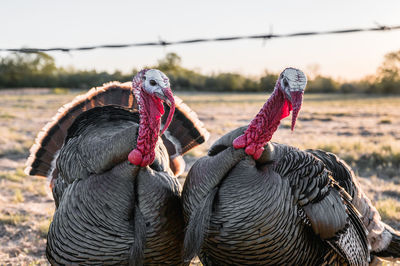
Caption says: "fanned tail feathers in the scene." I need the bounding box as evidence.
[25,82,209,178]
[25,82,136,177]
[162,96,209,156]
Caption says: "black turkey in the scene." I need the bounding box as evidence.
[182,68,371,265]
[25,69,209,265]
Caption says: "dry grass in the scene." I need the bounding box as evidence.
[0,168,26,183]
[0,213,28,226]
[0,89,399,264]
[36,217,52,238]
[376,198,400,221]
[12,189,25,203]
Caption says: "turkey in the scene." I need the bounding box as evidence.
[182,67,371,265]
[25,69,209,265]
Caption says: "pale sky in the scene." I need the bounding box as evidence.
[1,0,399,81]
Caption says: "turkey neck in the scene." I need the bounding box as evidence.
[244,83,288,151]
[136,90,164,163]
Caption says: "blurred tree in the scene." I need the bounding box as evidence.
[157,52,182,72]
[155,53,207,90]
[307,75,339,93]
[1,50,398,94]
[376,49,400,94]
[259,71,278,92]
[0,52,57,87]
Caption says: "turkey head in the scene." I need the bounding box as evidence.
[129,69,176,167]
[233,67,307,159]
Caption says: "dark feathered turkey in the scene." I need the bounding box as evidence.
[25,70,209,265]
[183,128,370,265]
[182,68,371,265]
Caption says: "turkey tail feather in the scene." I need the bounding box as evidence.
[183,187,217,262]
[25,82,136,177]
[307,149,400,256]
[373,228,400,258]
[26,82,209,178]
[162,96,209,155]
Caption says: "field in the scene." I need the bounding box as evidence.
[1,89,400,265]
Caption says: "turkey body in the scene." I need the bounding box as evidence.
[198,160,326,265]
[182,127,369,265]
[47,106,185,265]
[26,80,209,265]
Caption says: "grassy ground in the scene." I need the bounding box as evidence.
[0,89,399,264]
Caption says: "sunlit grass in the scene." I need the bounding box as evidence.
[376,198,400,221]
[13,188,25,203]
[24,176,48,197]
[0,213,28,226]
[0,127,27,143]
[28,261,43,266]
[52,87,70,95]
[36,217,52,238]
[0,168,26,182]
[185,145,208,158]
[297,139,400,178]
[0,112,16,119]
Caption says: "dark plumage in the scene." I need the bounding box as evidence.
[182,68,371,265]
[308,149,400,259]
[183,128,369,265]
[25,72,209,265]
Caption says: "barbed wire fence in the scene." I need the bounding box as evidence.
[1,24,400,53]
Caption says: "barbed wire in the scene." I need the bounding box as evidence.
[1,24,400,53]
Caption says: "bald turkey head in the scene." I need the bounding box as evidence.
[278,67,307,130]
[233,67,307,160]
[129,69,175,167]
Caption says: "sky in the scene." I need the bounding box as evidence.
[1,0,399,81]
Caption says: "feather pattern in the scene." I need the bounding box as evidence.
[182,127,370,265]
[307,149,400,258]
[45,106,188,265]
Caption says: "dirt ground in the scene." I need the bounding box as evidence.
[0,89,399,265]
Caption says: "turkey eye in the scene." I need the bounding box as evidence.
[283,79,289,87]
[149,80,157,86]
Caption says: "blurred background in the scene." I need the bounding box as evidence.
[1,0,399,264]
[1,0,400,92]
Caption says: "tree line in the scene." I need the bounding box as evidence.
[0,50,399,93]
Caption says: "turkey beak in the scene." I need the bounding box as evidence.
[159,87,175,135]
[290,91,304,131]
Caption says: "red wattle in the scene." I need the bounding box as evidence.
[253,147,264,160]
[245,145,256,156]
[140,152,155,167]
[244,144,264,159]
[233,135,247,149]
[290,91,304,131]
[128,149,143,166]
[160,89,175,135]
[280,100,293,120]
[155,99,165,116]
